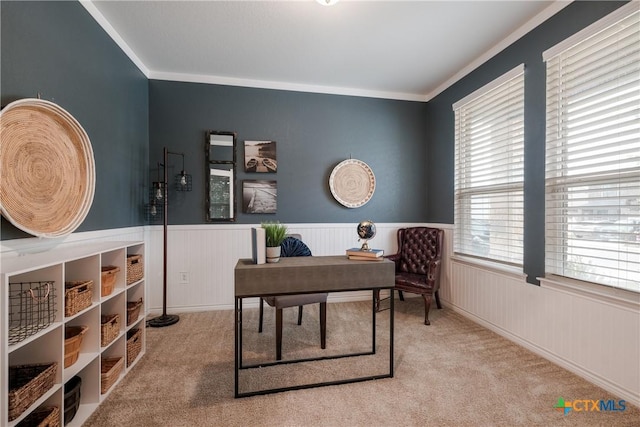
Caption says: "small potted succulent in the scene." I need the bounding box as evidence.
[261,221,288,263]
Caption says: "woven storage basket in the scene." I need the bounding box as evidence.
[100,314,120,347]
[8,281,56,344]
[100,266,119,297]
[8,362,58,421]
[64,325,88,368]
[126,255,143,284]
[15,405,59,427]
[126,328,142,367]
[127,298,143,326]
[64,280,93,317]
[0,98,95,238]
[100,357,123,394]
[63,376,81,425]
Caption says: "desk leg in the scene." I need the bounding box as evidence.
[371,290,376,354]
[389,288,394,378]
[234,297,243,398]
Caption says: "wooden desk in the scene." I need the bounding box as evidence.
[234,255,395,397]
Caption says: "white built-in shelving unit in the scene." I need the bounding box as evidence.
[1,241,145,426]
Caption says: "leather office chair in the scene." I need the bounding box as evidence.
[375,227,444,325]
[258,235,327,360]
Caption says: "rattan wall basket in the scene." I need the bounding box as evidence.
[0,98,95,238]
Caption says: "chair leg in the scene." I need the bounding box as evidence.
[421,294,432,326]
[276,308,283,360]
[319,302,326,349]
[258,298,264,333]
[435,290,442,309]
[297,305,303,325]
[374,289,381,311]
[398,290,405,301]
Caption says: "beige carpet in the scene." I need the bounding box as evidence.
[85,299,639,426]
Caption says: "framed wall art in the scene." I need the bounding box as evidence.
[244,141,277,173]
[242,180,277,214]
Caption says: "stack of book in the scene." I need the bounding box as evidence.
[346,248,384,261]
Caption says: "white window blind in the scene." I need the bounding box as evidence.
[454,65,525,265]
[544,3,640,292]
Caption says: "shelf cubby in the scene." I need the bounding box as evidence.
[2,241,144,426]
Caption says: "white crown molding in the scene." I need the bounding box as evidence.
[425,0,573,101]
[79,0,150,77]
[149,71,426,102]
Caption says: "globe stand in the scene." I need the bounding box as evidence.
[357,220,376,252]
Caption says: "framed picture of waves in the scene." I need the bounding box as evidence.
[244,141,277,173]
[242,180,277,214]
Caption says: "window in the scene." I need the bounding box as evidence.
[544,3,640,292]
[453,65,525,265]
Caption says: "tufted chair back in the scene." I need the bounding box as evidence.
[398,227,443,275]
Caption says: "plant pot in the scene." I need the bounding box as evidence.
[266,246,281,263]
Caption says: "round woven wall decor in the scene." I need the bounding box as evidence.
[0,98,95,238]
[329,159,376,208]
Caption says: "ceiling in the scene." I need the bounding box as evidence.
[86,0,564,101]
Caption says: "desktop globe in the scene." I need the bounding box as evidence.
[357,220,376,251]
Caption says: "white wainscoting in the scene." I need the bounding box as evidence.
[445,257,640,407]
[144,222,444,313]
[3,223,636,406]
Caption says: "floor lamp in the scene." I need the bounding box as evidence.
[148,147,192,328]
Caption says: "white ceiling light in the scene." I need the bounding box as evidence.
[316,0,339,6]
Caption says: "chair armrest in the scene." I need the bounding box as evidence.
[384,253,400,270]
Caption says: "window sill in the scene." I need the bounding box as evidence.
[539,275,640,311]
[451,255,527,281]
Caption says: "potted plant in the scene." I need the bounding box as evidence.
[262,221,288,263]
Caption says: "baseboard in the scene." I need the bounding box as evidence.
[444,301,640,408]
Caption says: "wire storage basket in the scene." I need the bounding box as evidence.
[8,281,57,345]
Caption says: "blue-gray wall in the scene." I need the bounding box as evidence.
[1,0,628,266]
[1,1,149,240]
[426,0,628,284]
[149,81,428,225]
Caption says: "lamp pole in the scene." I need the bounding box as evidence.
[148,147,180,328]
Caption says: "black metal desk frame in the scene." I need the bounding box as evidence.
[234,256,394,398]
